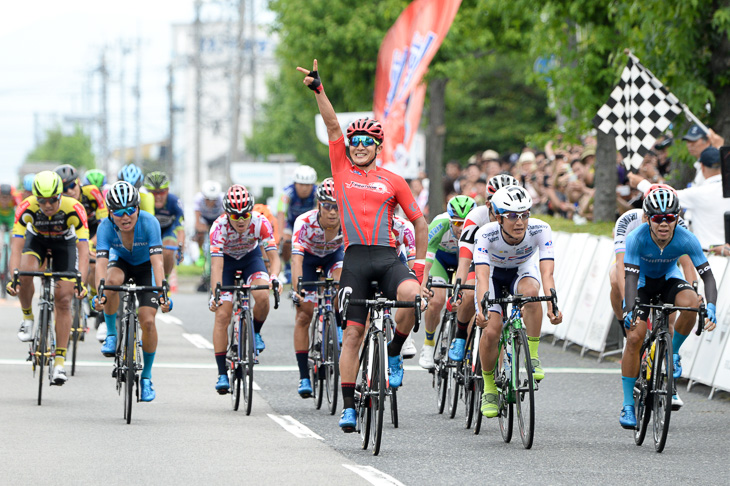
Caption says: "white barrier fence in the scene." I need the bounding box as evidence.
[547,232,730,399]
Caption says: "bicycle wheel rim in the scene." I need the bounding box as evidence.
[652,336,673,452]
[463,328,475,429]
[498,353,514,443]
[370,332,385,456]
[124,319,135,424]
[359,338,371,450]
[37,309,49,406]
[514,329,535,449]
[634,342,651,446]
[70,299,80,376]
[435,321,448,414]
[244,311,255,416]
[325,313,339,415]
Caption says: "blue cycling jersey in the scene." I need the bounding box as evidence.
[624,223,707,286]
[282,183,317,228]
[153,193,184,231]
[96,210,163,265]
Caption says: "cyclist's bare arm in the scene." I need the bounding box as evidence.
[679,254,697,283]
[539,259,561,323]
[297,59,342,141]
[616,251,626,300]
[474,263,490,326]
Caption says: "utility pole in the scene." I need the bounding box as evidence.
[249,0,256,125]
[167,63,175,176]
[226,0,245,186]
[98,48,109,173]
[194,0,203,189]
[119,41,131,166]
[134,36,143,166]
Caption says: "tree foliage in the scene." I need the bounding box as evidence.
[26,125,96,170]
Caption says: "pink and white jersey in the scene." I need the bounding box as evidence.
[209,212,277,260]
[459,205,492,259]
[392,215,416,261]
[473,219,554,268]
[292,209,344,258]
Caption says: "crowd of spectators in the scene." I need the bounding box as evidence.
[408,125,729,242]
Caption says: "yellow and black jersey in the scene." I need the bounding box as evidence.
[78,184,108,227]
[13,195,89,241]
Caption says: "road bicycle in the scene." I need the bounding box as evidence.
[630,296,705,453]
[12,268,82,406]
[215,272,279,415]
[482,288,558,449]
[343,284,421,456]
[98,278,169,424]
[68,290,90,376]
[297,268,340,414]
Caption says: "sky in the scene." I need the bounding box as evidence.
[0,1,198,185]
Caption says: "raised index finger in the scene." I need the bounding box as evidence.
[313,59,318,71]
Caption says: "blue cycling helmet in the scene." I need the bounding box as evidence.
[23,173,36,192]
[106,181,140,210]
[117,164,144,189]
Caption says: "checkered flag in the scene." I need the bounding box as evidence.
[593,57,682,170]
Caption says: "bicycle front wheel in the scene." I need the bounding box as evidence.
[359,337,372,450]
[634,341,652,446]
[370,331,386,456]
[324,312,340,415]
[37,309,50,406]
[229,320,241,411]
[652,335,673,452]
[70,298,81,376]
[124,319,136,424]
[435,315,449,414]
[498,342,514,443]
[242,311,255,416]
[514,328,535,449]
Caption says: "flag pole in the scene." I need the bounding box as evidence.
[623,49,709,133]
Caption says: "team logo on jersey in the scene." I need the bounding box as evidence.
[476,246,488,254]
[345,181,387,194]
[545,240,553,246]
[516,246,532,255]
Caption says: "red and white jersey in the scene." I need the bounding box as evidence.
[209,211,276,260]
[392,215,416,261]
[458,205,492,259]
[292,209,344,258]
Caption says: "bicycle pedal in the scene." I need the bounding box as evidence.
[341,426,356,434]
[112,367,117,378]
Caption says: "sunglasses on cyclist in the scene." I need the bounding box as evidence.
[451,220,464,227]
[228,212,251,221]
[502,211,530,220]
[111,206,138,217]
[320,202,338,212]
[37,195,61,205]
[349,135,379,148]
[151,189,168,196]
[63,181,77,191]
[650,213,677,224]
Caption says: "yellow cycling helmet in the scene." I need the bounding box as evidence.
[33,171,64,198]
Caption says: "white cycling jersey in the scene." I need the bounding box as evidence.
[613,208,688,255]
[473,219,554,268]
[458,205,493,259]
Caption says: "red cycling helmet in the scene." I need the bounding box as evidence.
[643,183,677,199]
[224,185,254,215]
[346,118,384,143]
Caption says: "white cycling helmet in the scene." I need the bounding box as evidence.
[201,180,222,200]
[293,165,317,185]
[491,186,532,214]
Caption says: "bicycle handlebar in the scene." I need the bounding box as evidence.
[214,282,279,309]
[344,294,422,333]
[297,276,340,294]
[481,288,559,315]
[13,269,83,293]
[98,278,169,305]
[631,297,706,335]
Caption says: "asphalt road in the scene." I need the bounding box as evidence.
[2,280,729,485]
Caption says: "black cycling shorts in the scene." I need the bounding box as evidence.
[636,277,695,320]
[22,233,77,272]
[108,259,159,309]
[339,245,417,326]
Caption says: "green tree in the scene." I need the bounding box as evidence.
[26,125,96,170]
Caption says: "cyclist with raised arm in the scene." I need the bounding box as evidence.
[448,175,521,367]
[609,184,696,326]
[298,59,429,432]
[94,181,172,402]
[118,164,154,215]
[619,188,717,428]
[418,195,476,369]
[207,185,281,394]
[290,177,344,398]
[473,186,562,418]
[277,165,318,283]
[143,172,185,278]
[6,171,89,385]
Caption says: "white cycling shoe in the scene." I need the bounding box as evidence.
[402,335,417,359]
[419,344,435,370]
[17,319,34,342]
[96,322,107,342]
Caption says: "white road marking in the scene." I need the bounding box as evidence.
[182,333,214,349]
[157,314,183,325]
[342,465,406,486]
[267,414,323,440]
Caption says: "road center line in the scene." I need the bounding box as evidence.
[267,414,323,440]
[342,465,405,486]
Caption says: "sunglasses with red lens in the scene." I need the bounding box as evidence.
[229,212,251,221]
[650,213,677,224]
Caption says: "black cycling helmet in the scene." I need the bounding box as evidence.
[54,164,79,185]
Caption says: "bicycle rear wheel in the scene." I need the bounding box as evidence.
[37,308,49,406]
[242,310,255,416]
[324,312,339,415]
[652,335,673,452]
[370,332,386,456]
[70,298,81,376]
[514,328,535,449]
[435,315,449,414]
[124,318,136,424]
[473,339,484,435]
[463,326,477,429]
[359,336,371,449]
[229,319,241,411]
